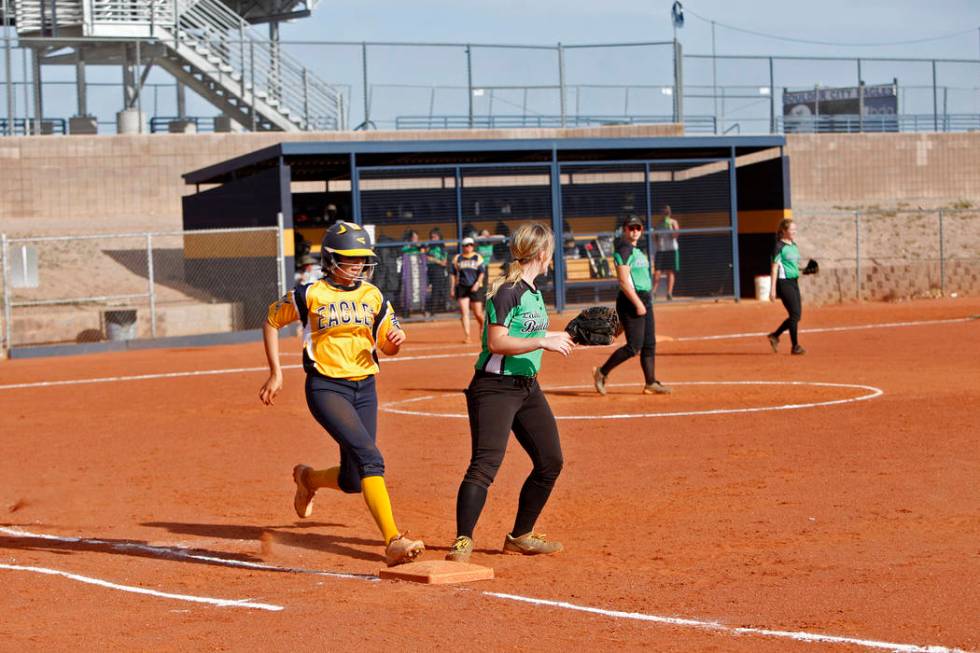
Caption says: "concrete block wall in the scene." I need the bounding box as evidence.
[785,132,980,208]
[799,260,980,305]
[0,124,681,236]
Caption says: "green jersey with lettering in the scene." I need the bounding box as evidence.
[474,280,549,377]
[614,243,652,292]
[772,240,800,279]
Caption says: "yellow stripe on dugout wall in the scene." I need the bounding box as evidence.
[184,229,286,260]
[737,209,793,234]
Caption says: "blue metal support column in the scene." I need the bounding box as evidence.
[350,153,361,224]
[644,162,654,262]
[550,149,566,312]
[454,167,464,255]
[728,146,741,301]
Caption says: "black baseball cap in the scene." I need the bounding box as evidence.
[623,215,644,228]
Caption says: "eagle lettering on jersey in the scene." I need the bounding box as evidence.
[314,301,374,331]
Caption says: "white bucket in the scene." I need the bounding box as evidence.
[754,275,772,301]
[105,309,138,341]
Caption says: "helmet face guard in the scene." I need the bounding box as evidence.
[322,252,377,283]
[320,221,377,283]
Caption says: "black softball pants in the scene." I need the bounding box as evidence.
[773,277,802,346]
[455,372,564,539]
[600,290,657,385]
[304,374,384,494]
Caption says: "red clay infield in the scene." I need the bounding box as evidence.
[1,297,978,652]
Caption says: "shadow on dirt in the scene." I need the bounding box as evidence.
[144,520,384,564]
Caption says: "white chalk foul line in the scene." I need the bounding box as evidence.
[380,380,885,420]
[0,316,971,392]
[0,563,283,611]
[0,526,378,583]
[484,593,970,653]
[673,316,976,342]
[1,527,968,652]
[0,352,467,391]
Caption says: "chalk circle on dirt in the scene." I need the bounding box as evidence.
[381,381,884,420]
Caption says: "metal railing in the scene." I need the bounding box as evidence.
[4,0,344,131]
[0,116,65,133]
[2,33,979,135]
[394,114,719,133]
[781,113,980,134]
[161,0,342,129]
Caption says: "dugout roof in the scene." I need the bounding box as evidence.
[183,135,785,185]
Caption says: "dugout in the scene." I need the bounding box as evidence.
[182,135,790,322]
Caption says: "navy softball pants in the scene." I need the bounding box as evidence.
[304,374,384,494]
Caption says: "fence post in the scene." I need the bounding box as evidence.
[855,210,861,301]
[931,59,938,132]
[303,68,310,130]
[276,212,286,297]
[248,42,257,131]
[146,233,157,338]
[3,0,14,136]
[557,43,566,128]
[768,56,775,134]
[239,24,246,98]
[938,208,945,296]
[729,147,740,301]
[361,42,369,129]
[1,233,11,356]
[135,40,143,134]
[465,44,473,129]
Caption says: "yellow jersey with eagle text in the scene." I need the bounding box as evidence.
[267,279,400,380]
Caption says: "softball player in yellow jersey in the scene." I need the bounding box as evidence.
[260,221,425,566]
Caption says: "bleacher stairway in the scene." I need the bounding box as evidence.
[6,0,342,131]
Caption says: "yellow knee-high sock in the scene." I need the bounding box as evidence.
[307,467,341,490]
[360,476,400,544]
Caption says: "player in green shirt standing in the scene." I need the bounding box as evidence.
[767,218,806,355]
[445,223,575,563]
[594,215,671,395]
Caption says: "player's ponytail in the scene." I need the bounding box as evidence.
[487,222,555,299]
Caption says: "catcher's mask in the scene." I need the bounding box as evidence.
[320,221,377,282]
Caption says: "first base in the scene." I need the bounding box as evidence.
[378,560,494,585]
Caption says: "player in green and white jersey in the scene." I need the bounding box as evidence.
[767,218,806,355]
[594,214,671,396]
[446,223,575,564]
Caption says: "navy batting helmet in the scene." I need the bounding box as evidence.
[320,221,377,281]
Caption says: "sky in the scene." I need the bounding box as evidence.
[277,0,980,129]
[287,0,980,59]
[2,0,979,131]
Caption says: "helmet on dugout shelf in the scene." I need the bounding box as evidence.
[320,221,377,281]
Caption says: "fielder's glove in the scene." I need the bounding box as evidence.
[564,305,622,346]
[802,259,819,275]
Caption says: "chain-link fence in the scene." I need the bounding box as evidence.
[2,33,978,135]
[0,226,284,354]
[792,208,980,303]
